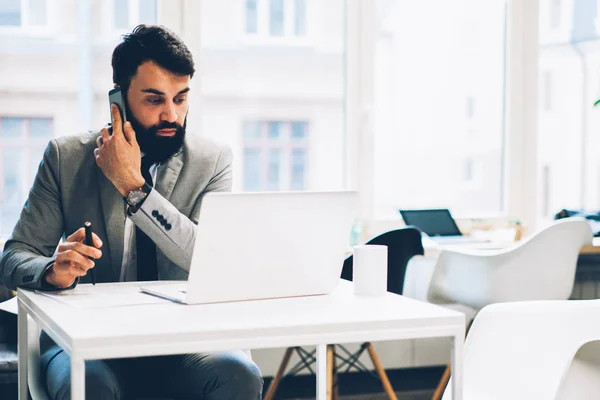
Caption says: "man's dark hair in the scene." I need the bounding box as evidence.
[111,24,195,92]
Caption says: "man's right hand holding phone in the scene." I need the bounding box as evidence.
[44,227,103,288]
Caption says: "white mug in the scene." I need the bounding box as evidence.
[352,244,388,296]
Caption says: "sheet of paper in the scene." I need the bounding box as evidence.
[0,296,17,314]
[35,284,168,310]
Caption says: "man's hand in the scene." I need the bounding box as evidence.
[45,227,103,289]
[95,104,145,196]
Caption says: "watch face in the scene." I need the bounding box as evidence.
[127,190,146,206]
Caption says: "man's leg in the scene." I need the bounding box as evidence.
[41,346,125,400]
[132,350,263,400]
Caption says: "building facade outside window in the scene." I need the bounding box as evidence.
[0,0,48,30]
[242,120,308,191]
[0,117,53,237]
[245,0,307,37]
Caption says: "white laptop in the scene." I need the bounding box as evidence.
[140,191,359,304]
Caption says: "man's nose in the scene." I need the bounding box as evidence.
[160,102,178,123]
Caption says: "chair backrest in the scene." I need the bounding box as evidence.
[341,227,424,295]
[428,218,593,309]
[443,300,600,400]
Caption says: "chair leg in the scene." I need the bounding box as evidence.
[365,342,398,400]
[264,346,295,400]
[327,344,335,400]
[332,345,340,400]
[431,364,451,400]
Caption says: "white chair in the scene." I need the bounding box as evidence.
[428,218,593,310]
[442,300,600,400]
[429,217,593,399]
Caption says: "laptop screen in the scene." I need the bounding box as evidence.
[399,209,462,237]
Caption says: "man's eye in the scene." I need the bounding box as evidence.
[148,98,162,105]
[174,97,187,104]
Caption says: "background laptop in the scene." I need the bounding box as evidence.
[141,191,359,304]
[399,208,483,244]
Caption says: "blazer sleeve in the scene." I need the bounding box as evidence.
[128,146,233,272]
[0,140,64,291]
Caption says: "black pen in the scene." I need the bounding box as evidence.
[84,221,96,285]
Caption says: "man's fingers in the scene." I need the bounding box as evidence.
[70,264,89,277]
[100,127,110,144]
[122,121,137,145]
[57,249,95,270]
[65,227,85,243]
[59,241,102,259]
[110,103,123,137]
[92,233,103,248]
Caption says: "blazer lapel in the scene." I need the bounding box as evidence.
[155,150,183,200]
[97,167,125,280]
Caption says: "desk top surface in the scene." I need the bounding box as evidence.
[18,280,464,359]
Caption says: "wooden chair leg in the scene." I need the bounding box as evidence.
[332,345,340,400]
[327,344,335,400]
[365,342,398,400]
[431,364,451,400]
[264,346,295,400]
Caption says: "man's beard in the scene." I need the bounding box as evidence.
[126,106,187,164]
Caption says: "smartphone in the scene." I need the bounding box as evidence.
[108,87,128,125]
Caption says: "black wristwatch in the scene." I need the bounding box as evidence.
[125,182,152,213]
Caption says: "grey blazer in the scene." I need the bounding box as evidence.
[0,132,233,290]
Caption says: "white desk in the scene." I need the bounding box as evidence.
[17,280,465,400]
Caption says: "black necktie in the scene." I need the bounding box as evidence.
[136,157,158,281]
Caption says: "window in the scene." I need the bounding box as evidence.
[0,0,20,26]
[242,121,309,191]
[201,0,345,193]
[269,0,284,36]
[113,0,157,31]
[245,0,258,33]
[0,117,53,238]
[373,0,507,217]
[0,0,47,29]
[244,0,307,38]
[538,0,600,220]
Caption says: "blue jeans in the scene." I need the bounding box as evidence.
[41,346,263,400]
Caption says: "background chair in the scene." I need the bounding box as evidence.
[429,217,593,400]
[442,300,600,400]
[264,227,424,400]
[0,289,17,400]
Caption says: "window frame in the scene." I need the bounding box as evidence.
[346,0,540,227]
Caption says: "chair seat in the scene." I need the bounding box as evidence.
[438,303,477,327]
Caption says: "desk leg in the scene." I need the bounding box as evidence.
[451,333,464,400]
[71,355,85,400]
[17,299,28,400]
[316,344,328,400]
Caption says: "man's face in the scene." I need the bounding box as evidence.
[123,60,191,163]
